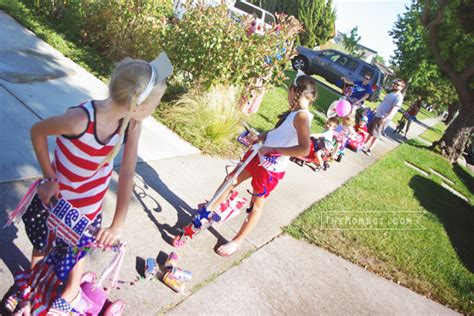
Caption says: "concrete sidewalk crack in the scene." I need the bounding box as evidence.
[0,83,43,119]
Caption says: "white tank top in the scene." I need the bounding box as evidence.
[259,109,313,172]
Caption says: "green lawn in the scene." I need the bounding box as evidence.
[418,122,448,144]
[286,142,474,313]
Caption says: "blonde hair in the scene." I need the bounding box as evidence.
[342,116,355,127]
[97,58,153,169]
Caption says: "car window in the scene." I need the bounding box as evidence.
[320,50,334,58]
[345,59,358,71]
[264,13,275,25]
[329,53,342,62]
[234,1,263,19]
[335,56,358,71]
[360,66,375,79]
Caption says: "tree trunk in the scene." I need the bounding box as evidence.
[444,101,460,126]
[435,100,474,163]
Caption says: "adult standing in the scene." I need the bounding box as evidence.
[362,79,406,156]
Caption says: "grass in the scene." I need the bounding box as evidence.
[0,0,113,81]
[418,122,447,144]
[286,142,474,313]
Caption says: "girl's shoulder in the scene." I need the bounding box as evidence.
[294,109,313,119]
[61,105,90,136]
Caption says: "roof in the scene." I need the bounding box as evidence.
[374,62,395,76]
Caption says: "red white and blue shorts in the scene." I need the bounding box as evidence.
[243,151,285,198]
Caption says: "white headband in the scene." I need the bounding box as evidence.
[137,66,156,105]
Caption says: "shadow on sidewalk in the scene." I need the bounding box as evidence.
[133,161,225,246]
[0,183,31,278]
[409,175,474,273]
[382,125,406,144]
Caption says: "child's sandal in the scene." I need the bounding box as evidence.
[5,292,19,312]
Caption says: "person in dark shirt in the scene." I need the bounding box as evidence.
[341,74,373,109]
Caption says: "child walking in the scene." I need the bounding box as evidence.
[210,74,317,256]
[9,58,168,315]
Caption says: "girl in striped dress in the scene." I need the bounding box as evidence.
[10,58,167,315]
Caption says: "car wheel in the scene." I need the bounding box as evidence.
[292,56,308,73]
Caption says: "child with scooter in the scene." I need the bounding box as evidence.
[5,54,171,315]
[185,73,317,256]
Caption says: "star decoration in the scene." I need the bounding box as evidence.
[197,207,212,220]
[183,225,195,238]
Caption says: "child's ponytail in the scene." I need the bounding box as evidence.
[96,94,139,170]
[275,74,318,128]
[96,59,153,170]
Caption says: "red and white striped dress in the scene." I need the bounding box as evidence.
[54,101,121,220]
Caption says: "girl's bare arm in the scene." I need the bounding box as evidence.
[96,120,141,246]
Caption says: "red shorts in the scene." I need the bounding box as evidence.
[243,151,285,198]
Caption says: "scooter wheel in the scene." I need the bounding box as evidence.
[104,299,125,316]
[172,235,185,248]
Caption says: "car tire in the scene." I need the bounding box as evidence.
[292,56,308,73]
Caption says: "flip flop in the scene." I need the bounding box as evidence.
[216,241,240,257]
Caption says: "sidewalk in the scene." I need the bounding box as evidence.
[0,10,456,316]
[0,11,198,182]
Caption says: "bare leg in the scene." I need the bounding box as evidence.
[232,194,265,244]
[315,150,324,166]
[59,256,87,303]
[367,137,378,150]
[208,169,252,212]
[31,248,45,268]
[364,135,373,145]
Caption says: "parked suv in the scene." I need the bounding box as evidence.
[292,47,384,102]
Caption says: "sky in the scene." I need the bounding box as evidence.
[333,0,412,62]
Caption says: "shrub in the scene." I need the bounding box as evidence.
[21,0,172,62]
[161,5,302,94]
[157,85,244,156]
[80,0,172,61]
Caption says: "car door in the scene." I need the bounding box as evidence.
[332,55,359,83]
[313,50,340,83]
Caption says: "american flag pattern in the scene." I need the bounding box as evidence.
[13,232,96,315]
[258,154,281,170]
[46,199,91,248]
[54,101,120,220]
[334,125,348,143]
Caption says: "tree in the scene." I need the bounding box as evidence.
[341,26,361,56]
[390,0,472,162]
[421,0,473,162]
[250,0,336,47]
[373,55,385,64]
[298,0,336,47]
